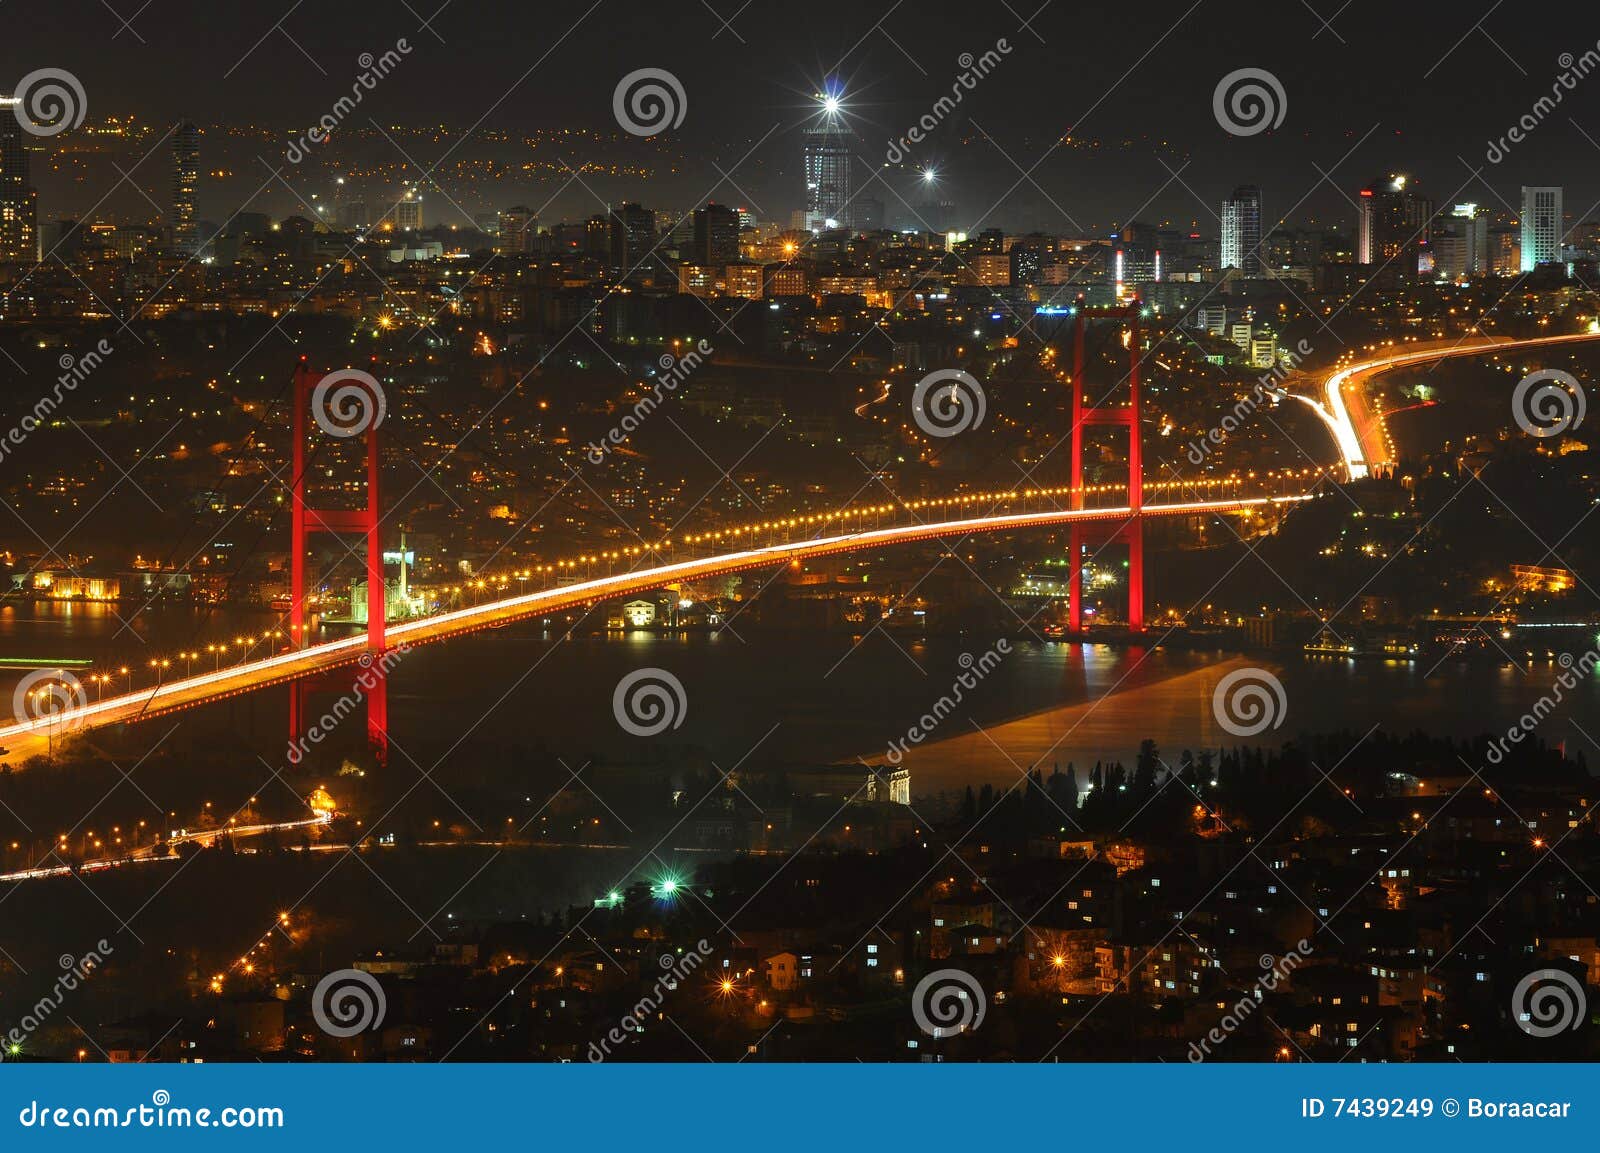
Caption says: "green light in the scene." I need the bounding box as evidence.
[661,879,677,894]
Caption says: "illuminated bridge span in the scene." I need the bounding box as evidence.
[11,327,1588,768]
[0,494,1312,763]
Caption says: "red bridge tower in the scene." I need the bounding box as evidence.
[1067,302,1145,632]
[288,359,390,763]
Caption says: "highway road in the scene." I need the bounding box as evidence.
[1311,331,1600,479]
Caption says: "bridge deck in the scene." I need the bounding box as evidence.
[0,496,1309,760]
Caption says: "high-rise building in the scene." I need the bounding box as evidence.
[1520,186,1563,270]
[1433,203,1489,279]
[393,188,423,231]
[496,205,537,253]
[171,121,200,256]
[1219,185,1262,276]
[692,202,740,266]
[803,125,854,233]
[1357,174,1429,275]
[608,202,656,270]
[0,96,38,263]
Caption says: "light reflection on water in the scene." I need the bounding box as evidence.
[1,601,1595,797]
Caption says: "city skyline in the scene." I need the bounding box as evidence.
[0,0,1599,1088]
[3,2,1598,233]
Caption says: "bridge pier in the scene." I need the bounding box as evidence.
[1067,302,1145,632]
[289,359,390,766]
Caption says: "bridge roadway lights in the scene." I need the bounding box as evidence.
[289,360,390,766]
[1068,302,1145,632]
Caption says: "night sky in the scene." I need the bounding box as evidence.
[5,0,1598,232]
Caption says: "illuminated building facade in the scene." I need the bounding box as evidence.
[496,205,537,253]
[1520,185,1563,271]
[1219,185,1261,276]
[0,97,38,263]
[802,126,853,232]
[171,121,200,256]
[607,201,655,270]
[1356,174,1430,275]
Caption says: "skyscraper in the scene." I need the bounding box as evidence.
[1356,174,1429,275]
[608,202,656,271]
[393,188,422,231]
[496,205,537,253]
[692,202,740,265]
[1520,186,1563,270]
[802,127,853,232]
[0,96,38,263]
[171,121,200,256]
[1434,203,1489,279]
[1219,185,1262,276]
